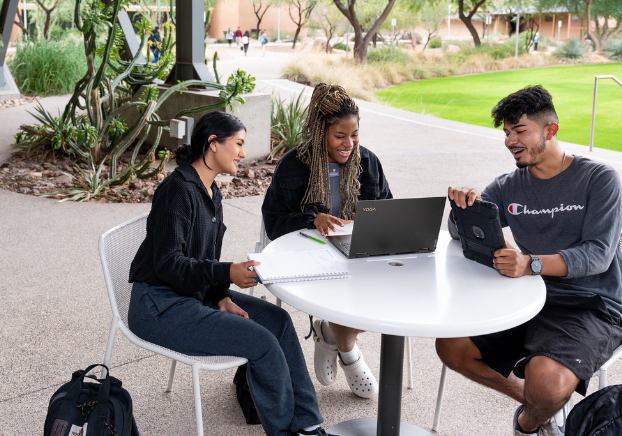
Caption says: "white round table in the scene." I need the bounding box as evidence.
[263,230,546,436]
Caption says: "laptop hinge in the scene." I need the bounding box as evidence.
[355,253,369,258]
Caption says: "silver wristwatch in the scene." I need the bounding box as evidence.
[530,255,543,275]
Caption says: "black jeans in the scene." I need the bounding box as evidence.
[128,282,323,435]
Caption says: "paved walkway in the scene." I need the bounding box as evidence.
[2,50,622,435]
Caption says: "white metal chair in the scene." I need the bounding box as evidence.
[431,235,622,432]
[99,213,248,436]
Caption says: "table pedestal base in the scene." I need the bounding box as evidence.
[327,418,434,436]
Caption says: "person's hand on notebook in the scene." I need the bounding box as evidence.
[313,213,352,236]
[448,186,481,209]
[217,297,249,318]
[230,260,260,288]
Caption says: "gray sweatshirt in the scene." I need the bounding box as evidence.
[450,155,622,315]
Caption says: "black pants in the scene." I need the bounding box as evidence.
[471,292,622,395]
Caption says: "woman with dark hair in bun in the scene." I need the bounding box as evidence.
[262,84,392,399]
[128,111,337,436]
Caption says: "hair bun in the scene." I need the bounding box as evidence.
[174,143,192,165]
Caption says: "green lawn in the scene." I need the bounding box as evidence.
[376,63,622,151]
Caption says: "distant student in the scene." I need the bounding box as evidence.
[148,26,161,63]
[226,28,234,47]
[243,30,250,56]
[534,32,540,51]
[260,30,269,56]
[262,83,392,399]
[235,26,243,48]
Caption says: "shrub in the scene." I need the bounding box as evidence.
[555,38,587,60]
[367,45,410,64]
[333,43,347,51]
[270,91,308,157]
[604,38,622,61]
[428,36,442,49]
[9,40,87,96]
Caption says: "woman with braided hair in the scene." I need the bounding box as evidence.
[262,84,392,398]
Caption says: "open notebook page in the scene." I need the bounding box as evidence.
[247,249,351,283]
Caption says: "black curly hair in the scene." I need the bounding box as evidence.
[491,85,559,128]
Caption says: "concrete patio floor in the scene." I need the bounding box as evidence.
[2,49,622,435]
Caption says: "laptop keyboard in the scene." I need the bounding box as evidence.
[466,239,494,257]
[340,242,351,251]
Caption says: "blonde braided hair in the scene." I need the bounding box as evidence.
[298,83,361,220]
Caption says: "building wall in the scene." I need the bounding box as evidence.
[209,0,305,39]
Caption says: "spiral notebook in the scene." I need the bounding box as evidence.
[247,249,351,284]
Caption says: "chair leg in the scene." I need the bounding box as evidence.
[166,359,177,392]
[432,364,449,432]
[101,316,119,379]
[192,364,205,436]
[406,337,414,389]
[598,368,607,390]
[276,298,282,307]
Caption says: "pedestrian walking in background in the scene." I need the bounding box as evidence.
[259,30,269,56]
[148,26,161,63]
[226,28,234,47]
[235,27,243,49]
[534,32,540,51]
[243,30,250,56]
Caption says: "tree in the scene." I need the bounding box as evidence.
[31,0,63,39]
[309,0,346,52]
[419,0,448,49]
[289,0,317,48]
[588,0,621,49]
[253,0,273,35]
[458,0,488,46]
[538,0,621,51]
[332,0,398,62]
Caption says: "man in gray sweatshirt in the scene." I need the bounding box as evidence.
[436,86,622,436]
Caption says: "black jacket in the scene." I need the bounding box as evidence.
[262,146,393,240]
[129,163,232,304]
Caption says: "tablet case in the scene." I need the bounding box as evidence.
[449,198,506,269]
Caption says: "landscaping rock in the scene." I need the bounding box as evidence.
[54,175,73,185]
[446,44,461,53]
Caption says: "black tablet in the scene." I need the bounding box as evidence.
[449,197,506,269]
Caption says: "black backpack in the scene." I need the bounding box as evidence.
[566,384,622,436]
[44,364,139,436]
[233,363,261,425]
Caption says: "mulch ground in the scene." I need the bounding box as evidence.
[0,97,38,111]
[0,152,279,202]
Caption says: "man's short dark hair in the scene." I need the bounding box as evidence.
[491,85,559,128]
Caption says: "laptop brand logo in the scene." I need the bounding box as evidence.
[362,207,376,211]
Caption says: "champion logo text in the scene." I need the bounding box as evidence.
[507,203,584,218]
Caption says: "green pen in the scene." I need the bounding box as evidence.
[299,232,327,244]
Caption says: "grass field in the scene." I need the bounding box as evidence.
[376,63,622,151]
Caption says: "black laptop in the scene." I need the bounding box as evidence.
[327,197,446,258]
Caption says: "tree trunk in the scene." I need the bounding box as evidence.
[584,0,599,51]
[458,0,486,47]
[292,27,301,48]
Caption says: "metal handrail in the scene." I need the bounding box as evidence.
[590,75,622,151]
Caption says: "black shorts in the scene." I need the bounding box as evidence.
[471,292,622,395]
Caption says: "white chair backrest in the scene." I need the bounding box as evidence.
[99,213,149,326]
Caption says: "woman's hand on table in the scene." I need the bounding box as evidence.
[218,297,249,318]
[313,213,352,236]
[230,260,260,289]
[448,186,481,208]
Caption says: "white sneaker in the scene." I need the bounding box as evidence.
[543,397,573,435]
[312,318,338,386]
[339,352,379,398]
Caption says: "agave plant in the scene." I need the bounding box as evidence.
[555,38,587,61]
[270,90,309,159]
[14,0,255,201]
[604,39,622,61]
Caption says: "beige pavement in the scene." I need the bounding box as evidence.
[2,48,622,435]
